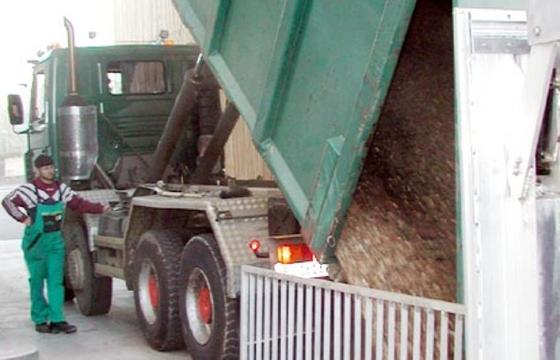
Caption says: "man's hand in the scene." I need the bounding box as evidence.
[103,204,111,213]
[23,217,32,226]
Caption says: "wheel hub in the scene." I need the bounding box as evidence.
[186,267,214,345]
[67,248,85,290]
[197,287,212,324]
[148,273,159,308]
[138,261,159,325]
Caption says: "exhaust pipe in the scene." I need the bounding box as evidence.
[63,17,78,96]
[58,17,98,183]
[61,17,85,106]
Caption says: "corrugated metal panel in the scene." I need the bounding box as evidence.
[113,0,194,44]
[225,119,274,181]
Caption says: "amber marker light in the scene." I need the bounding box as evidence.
[276,243,313,264]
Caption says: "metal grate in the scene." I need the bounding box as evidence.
[240,266,466,360]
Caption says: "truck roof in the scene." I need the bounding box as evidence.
[36,44,199,63]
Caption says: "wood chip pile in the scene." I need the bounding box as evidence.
[335,0,456,302]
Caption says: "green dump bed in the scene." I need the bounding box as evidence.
[172,1,416,261]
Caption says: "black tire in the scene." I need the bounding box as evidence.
[63,277,75,302]
[63,222,76,302]
[132,230,185,351]
[179,234,239,360]
[66,223,113,315]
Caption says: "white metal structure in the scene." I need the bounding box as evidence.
[240,266,466,360]
[456,4,560,359]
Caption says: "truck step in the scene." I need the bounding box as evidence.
[95,264,125,279]
[95,235,125,251]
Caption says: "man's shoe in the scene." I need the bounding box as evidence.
[35,323,51,333]
[49,321,77,334]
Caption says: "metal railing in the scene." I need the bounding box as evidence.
[240,266,466,360]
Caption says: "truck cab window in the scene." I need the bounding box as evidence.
[31,72,46,123]
[107,61,166,95]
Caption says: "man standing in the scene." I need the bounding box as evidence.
[2,154,108,334]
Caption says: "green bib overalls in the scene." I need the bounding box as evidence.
[22,186,65,324]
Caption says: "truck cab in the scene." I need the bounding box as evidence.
[23,44,200,188]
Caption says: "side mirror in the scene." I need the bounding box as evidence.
[7,94,24,125]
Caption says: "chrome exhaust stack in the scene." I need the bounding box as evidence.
[58,17,99,183]
[63,17,79,97]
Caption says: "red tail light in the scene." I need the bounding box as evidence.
[249,240,261,253]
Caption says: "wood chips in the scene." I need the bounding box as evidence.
[335,0,456,302]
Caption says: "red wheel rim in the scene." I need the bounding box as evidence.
[197,287,212,324]
[148,273,159,308]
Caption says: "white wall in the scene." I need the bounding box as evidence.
[113,0,193,44]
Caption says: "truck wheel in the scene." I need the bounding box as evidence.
[63,277,75,302]
[63,224,76,302]
[133,231,184,351]
[179,234,239,360]
[66,223,113,315]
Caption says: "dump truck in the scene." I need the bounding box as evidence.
[171,0,558,359]
[7,16,291,358]
[6,0,559,358]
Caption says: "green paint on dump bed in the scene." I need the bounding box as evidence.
[173,0,417,261]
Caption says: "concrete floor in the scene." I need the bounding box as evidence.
[0,239,191,360]
[0,185,25,241]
